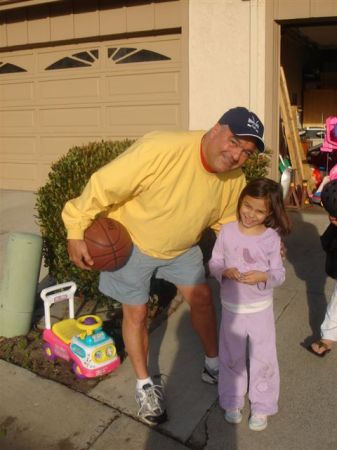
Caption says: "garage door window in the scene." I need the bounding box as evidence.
[46,49,99,70]
[0,62,26,73]
[108,47,170,63]
[45,47,170,71]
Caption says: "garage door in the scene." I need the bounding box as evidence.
[0,35,182,191]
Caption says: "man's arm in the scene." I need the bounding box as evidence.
[62,139,155,269]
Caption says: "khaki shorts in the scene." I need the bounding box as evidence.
[99,244,206,305]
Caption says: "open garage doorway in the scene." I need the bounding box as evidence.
[280,19,337,198]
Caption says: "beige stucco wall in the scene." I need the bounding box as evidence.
[188,0,267,130]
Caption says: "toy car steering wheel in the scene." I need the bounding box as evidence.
[77,315,102,335]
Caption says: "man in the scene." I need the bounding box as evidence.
[62,106,265,426]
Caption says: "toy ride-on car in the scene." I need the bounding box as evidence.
[41,281,120,379]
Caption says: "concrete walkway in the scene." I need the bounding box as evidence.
[0,190,336,449]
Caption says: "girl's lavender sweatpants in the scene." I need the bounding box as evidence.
[218,305,279,416]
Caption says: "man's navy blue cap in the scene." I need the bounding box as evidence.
[218,107,265,153]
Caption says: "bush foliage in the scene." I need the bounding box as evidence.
[36,140,271,303]
[242,148,272,182]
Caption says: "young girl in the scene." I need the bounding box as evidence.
[209,178,291,431]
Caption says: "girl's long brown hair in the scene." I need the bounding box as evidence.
[237,178,291,236]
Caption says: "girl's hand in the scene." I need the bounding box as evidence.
[223,267,241,281]
[239,270,268,285]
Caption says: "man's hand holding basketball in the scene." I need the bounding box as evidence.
[67,239,94,270]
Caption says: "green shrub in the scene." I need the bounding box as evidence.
[36,140,134,303]
[242,147,272,181]
[36,140,271,303]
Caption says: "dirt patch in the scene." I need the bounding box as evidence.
[0,280,180,393]
[0,327,111,393]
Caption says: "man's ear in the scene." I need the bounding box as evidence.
[209,122,222,137]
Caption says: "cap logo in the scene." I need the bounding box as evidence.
[247,115,260,134]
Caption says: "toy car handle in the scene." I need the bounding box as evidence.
[40,281,77,304]
[77,315,102,334]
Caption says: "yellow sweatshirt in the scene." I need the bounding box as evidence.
[62,130,246,259]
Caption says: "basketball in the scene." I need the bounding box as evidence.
[84,217,133,271]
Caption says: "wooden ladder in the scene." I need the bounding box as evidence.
[280,66,314,206]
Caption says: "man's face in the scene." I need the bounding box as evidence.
[202,124,257,173]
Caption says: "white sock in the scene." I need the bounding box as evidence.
[136,377,153,390]
[205,356,219,370]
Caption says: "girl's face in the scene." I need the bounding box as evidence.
[239,195,270,229]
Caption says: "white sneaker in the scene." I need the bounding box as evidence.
[135,383,167,426]
[201,365,218,384]
[225,409,242,424]
[249,413,268,431]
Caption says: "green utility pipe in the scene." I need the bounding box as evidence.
[0,232,43,338]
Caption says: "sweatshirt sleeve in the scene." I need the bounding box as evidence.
[208,226,228,283]
[62,139,157,239]
[263,234,285,290]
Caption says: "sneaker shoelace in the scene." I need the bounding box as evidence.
[136,384,165,416]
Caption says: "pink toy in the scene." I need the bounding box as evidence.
[321,116,337,154]
[41,282,120,379]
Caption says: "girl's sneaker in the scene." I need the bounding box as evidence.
[224,409,242,424]
[248,413,268,431]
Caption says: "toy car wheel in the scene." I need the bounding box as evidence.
[43,343,56,361]
[72,362,86,380]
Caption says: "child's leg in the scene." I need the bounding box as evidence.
[315,175,331,195]
[320,281,337,343]
[219,308,248,411]
[248,306,279,416]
